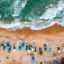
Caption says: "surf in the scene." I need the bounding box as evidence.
[0,0,64,30]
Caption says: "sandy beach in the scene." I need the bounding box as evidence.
[0,24,64,64]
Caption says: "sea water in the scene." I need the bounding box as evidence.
[0,0,64,30]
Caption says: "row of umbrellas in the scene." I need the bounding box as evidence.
[0,41,64,64]
[0,41,64,54]
[31,55,64,64]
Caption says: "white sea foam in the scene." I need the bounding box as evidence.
[0,0,64,30]
[0,19,64,30]
[40,0,64,20]
[12,0,27,17]
[57,18,64,26]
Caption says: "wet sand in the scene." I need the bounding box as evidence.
[0,24,64,64]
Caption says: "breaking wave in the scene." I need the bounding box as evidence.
[0,0,64,30]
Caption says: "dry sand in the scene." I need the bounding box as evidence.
[0,24,64,64]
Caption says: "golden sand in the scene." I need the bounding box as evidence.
[0,24,64,64]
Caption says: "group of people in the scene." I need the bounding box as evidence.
[0,40,64,64]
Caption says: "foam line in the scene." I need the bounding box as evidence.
[0,19,64,30]
[39,0,64,20]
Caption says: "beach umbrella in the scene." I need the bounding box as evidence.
[6,42,12,53]
[0,43,6,50]
[53,52,56,60]
[61,57,64,64]
[13,44,16,52]
[29,44,32,50]
[18,41,24,50]
[25,43,29,51]
[43,44,47,51]
[8,46,11,53]
[2,45,6,50]
[62,45,64,52]
[34,47,37,52]
[6,42,11,48]
[39,47,42,55]
[57,47,61,53]
[31,55,35,64]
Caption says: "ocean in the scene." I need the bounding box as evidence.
[0,0,64,30]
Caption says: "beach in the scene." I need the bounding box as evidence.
[0,24,64,64]
[0,0,64,63]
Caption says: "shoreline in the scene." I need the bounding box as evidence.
[0,24,63,37]
[0,19,64,30]
[0,24,64,64]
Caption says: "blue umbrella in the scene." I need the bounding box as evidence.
[34,47,37,52]
[18,41,24,50]
[25,43,29,50]
[31,55,35,64]
[6,43,11,53]
[8,46,11,53]
[6,43,10,48]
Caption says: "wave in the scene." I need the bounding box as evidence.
[0,0,64,30]
[22,0,64,21]
[12,0,28,17]
[0,19,64,30]
[39,0,64,20]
